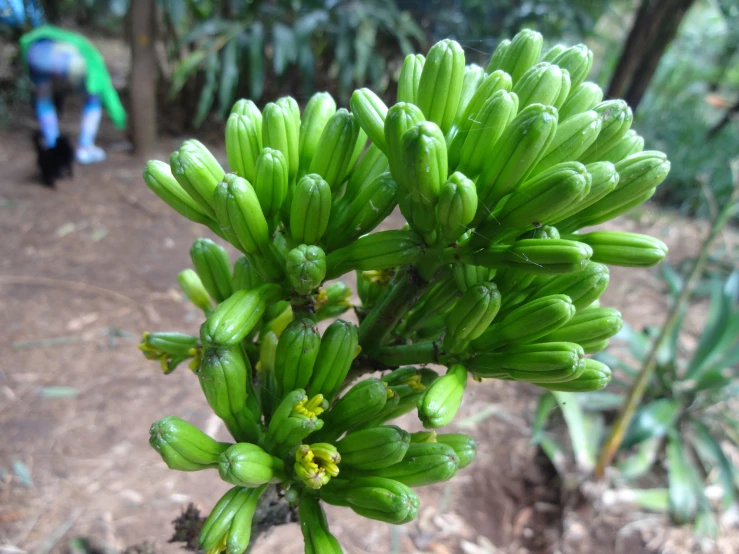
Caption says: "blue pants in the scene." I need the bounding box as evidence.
[26,39,102,148]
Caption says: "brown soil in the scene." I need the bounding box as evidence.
[1,124,737,554]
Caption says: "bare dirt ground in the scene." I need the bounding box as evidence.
[1,123,737,554]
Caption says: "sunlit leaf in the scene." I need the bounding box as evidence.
[688,419,737,508]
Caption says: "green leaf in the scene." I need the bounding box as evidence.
[694,507,719,538]
[553,392,596,472]
[661,263,684,298]
[619,323,650,362]
[217,37,239,118]
[667,433,700,524]
[617,437,661,480]
[539,435,568,475]
[689,419,737,508]
[687,271,739,378]
[169,49,207,99]
[180,18,233,44]
[577,391,625,411]
[273,23,297,75]
[248,22,265,99]
[532,392,557,443]
[193,52,219,127]
[622,398,680,449]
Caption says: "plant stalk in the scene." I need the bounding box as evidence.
[595,185,738,478]
[357,265,428,355]
[374,340,443,366]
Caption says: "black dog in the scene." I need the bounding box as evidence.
[34,132,74,187]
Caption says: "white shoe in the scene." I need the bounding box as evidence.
[76,145,107,164]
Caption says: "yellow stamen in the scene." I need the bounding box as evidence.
[293,394,325,418]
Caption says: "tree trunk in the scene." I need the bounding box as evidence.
[129,0,158,157]
[607,0,696,112]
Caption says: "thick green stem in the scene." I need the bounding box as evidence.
[357,265,428,355]
[374,340,445,367]
[595,185,738,478]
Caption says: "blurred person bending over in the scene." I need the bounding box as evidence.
[2,0,127,169]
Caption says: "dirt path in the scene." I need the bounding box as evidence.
[1,129,735,554]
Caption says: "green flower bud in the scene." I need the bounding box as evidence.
[454,63,487,124]
[351,88,389,152]
[298,496,343,554]
[253,147,288,219]
[216,175,271,256]
[452,263,494,292]
[550,161,620,225]
[199,345,260,443]
[319,477,420,524]
[461,239,593,275]
[558,81,603,121]
[593,129,645,164]
[449,89,518,177]
[539,358,611,392]
[143,160,215,227]
[285,245,326,295]
[550,44,593,89]
[262,101,299,183]
[542,44,566,62]
[226,113,262,183]
[492,161,592,233]
[384,102,426,188]
[569,231,668,267]
[528,262,610,310]
[512,62,567,109]
[540,306,623,344]
[473,294,575,350]
[450,70,513,141]
[475,104,559,225]
[487,28,543,84]
[324,230,426,279]
[400,121,448,207]
[299,92,337,176]
[274,318,321,397]
[436,434,477,468]
[417,39,466,134]
[178,269,213,313]
[190,238,233,303]
[232,256,263,291]
[290,174,332,245]
[445,283,501,353]
[532,110,602,176]
[437,172,478,244]
[470,342,584,379]
[138,331,200,374]
[336,426,411,470]
[218,443,286,487]
[309,319,360,402]
[170,144,225,219]
[342,144,390,204]
[418,364,467,428]
[199,485,265,554]
[308,108,360,190]
[149,416,230,471]
[348,442,459,487]
[318,378,393,438]
[397,53,425,104]
[579,100,633,164]
[324,172,399,251]
[201,285,281,346]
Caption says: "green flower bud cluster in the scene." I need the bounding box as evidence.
[139,28,670,554]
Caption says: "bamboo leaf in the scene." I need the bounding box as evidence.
[248,22,265,99]
[217,37,239,118]
[193,52,219,127]
[169,49,207,99]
